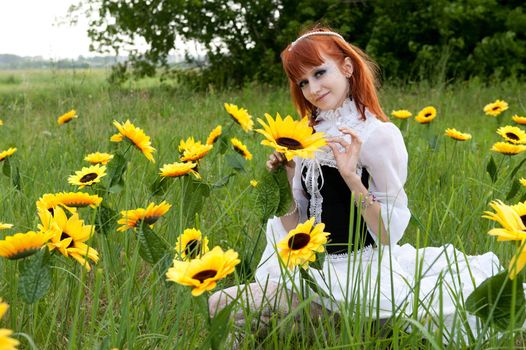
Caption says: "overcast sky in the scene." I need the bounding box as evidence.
[0,0,97,58]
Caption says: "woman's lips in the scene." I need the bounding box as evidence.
[316,92,329,102]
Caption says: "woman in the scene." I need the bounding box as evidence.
[210,26,503,342]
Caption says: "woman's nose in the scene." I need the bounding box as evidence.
[309,79,321,95]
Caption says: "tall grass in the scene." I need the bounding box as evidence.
[0,69,525,348]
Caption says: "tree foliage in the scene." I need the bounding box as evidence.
[76,0,526,87]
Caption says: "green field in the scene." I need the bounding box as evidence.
[0,69,525,349]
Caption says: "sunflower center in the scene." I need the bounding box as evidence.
[276,137,303,150]
[184,239,201,259]
[60,231,74,249]
[233,146,245,156]
[506,132,519,141]
[142,216,160,225]
[8,247,40,260]
[192,269,217,282]
[425,113,432,117]
[80,173,98,183]
[521,215,526,227]
[492,106,500,111]
[230,115,240,125]
[288,233,311,250]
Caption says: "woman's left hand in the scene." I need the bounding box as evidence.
[327,127,362,181]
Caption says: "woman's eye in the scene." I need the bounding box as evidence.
[298,80,308,89]
[314,69,326,78]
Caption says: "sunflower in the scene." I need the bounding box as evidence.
[224,103,254,132]
[0,223,13,230]
[444,128,471,141]
[482,200,526,241]
[0,119,3,126]
[38,207,99,271]
[276,217,330,270]
[511,201,526,226]
[166,246,240,296]
[178,137,197,154]
[484,100,509,116]
[391,109,412,119]
[496,126,526,144]
[0,299,20,350]
[490,142,526,156]
[117,201,171,232]
[160,161,201,179]
[206,125,222,145]
[68,164,107,188]
[256,113,327,161]
[512,115,526,125]
[508,240,526,279]
[230,138,253,160]
[57,109,78,125]
[110,120,156,162]
[0,148,16,162]
[250,180,258,187]
[520,178,526,188]
[84,152,114,165]
[415,106,437,124]
[0,230,54,260]
[180,141,213,162]
[55,192,102,208]
[175,228,210,260]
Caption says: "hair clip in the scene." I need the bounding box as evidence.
[289,31,345,51]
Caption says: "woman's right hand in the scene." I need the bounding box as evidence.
[266,151,295,181]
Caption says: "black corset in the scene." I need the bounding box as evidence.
[301,166,375,254]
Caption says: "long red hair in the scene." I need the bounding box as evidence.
[281,26,387,123]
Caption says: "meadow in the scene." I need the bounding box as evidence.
[0,68,525,349]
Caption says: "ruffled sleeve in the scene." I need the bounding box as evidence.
[360,122,410,245]
[291,157,309,223]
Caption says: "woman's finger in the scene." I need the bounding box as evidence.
[339,127,362,144]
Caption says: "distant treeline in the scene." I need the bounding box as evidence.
[81,0,525,87]
[0,54,125,70]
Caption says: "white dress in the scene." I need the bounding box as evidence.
[254,99,516,340]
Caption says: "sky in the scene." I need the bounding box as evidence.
[0,0,98,59]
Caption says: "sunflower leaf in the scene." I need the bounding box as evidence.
[137,224,169,264]
[150,176,170,197]
[299,268,330,299]
[211,173,234,189]
[225,153,245,172]
[18,249,53,304]
[509,157,526,180]
[273,166,292,217]
[486,156,498,183]
[2,157,10,177]
[466,271,526,331]
[107,153,127,193]
[254,170,280,221]
[181,177,211,228]
[209,300,235,350]
[96,204,117,235]
[506,178,521,200]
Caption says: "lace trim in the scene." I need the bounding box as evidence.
[302,98,372,224]
[326,244,375,261]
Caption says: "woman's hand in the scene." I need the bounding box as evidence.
[327,127,362,181]
[266,151,295,181]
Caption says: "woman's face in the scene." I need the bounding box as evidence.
[296,55,352,111]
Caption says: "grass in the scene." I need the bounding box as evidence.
[0,68,525,349]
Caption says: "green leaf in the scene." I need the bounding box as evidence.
[107,153,127,193]
[299,268,329,299]
[137,224,169,264]
[253,170,280,221]
[309,252,326,271]
[18,249,53,304]
[209,301,235,350]
[96,204,117,235]
[273,166,292,217]
[466,271,526,331]
[11,164,21,190]
[506,178,521,200]
[181,177,211,228]
[509,157,526,180]
[150,176,170,197]
[225,153,245,172]
[486,156,498,183]
[2,157,10,177]
[211,173,234,189]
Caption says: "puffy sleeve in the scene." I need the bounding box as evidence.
[291,157,309,223]
[360,122,410,245]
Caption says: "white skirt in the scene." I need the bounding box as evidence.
[255,217,524,339]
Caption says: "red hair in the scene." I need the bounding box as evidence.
[281,27,387,123]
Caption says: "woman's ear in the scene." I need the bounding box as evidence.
[343,57,354,78]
